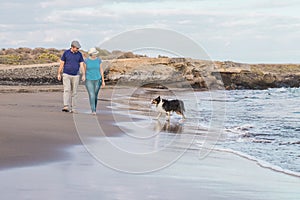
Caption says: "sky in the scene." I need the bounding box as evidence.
[1,0,300,63]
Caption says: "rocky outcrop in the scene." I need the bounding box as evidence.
[104,58,222,89]
[104,58,300,90]
[0,63,60,85]
[215,61,300,89]
[1,58,300,90]
[0,62,110,86]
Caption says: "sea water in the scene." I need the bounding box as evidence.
[218,88,300,174]
[111,87,300,176]
[178,88,300,175]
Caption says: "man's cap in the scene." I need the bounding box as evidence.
[71,40,81,48]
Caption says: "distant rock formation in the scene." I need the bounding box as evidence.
[214,61,300,89]
[1,58,300,90]
[0,63,60,85]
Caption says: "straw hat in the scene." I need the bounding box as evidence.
[88,47,99,55]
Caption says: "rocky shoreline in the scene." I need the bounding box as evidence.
[1,57,300,90]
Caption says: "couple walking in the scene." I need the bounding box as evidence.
[57,40,105,115]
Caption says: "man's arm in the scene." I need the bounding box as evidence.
[57,60,64,81]
[80,62,86,81]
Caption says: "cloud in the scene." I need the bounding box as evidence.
[41,9,118,24]
[1,0,300,63]
[38,0,105,8]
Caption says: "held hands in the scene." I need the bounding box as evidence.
[81,74,86,82]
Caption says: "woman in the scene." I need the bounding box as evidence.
[84,47,105,115]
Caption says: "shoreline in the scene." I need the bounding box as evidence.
[1,86,299,175]
[0,88,300,199]
[1,86,300,174]
[111,92,300,178]
[214,147,300,178]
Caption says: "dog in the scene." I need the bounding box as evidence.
[151,96,185,121]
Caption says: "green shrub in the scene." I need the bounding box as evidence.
[0,54,21,65]
[37,53,60,63]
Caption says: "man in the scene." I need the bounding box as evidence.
[57,40,85,113]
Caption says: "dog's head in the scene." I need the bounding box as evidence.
[151,96,161,105]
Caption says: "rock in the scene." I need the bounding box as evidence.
[1,58,300,90]
[0,63,60,85]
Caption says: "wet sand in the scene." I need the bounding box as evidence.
[0,86,121,169]
[0,87,300,200]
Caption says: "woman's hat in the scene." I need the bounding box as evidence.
[88,47,99,55]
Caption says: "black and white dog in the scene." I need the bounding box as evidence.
[151,96,185,121]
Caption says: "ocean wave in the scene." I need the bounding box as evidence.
[279,141,300,145]
[110,87,300,174]
[213,147,300,178]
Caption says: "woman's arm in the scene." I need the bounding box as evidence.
[100,63,105,87]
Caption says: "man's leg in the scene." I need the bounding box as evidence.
[62,73,71,111]
[71,75,80,112]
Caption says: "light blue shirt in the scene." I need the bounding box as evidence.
[85,58,102,80]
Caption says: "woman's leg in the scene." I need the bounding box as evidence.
[85,80,96,112]
[94,79,102,110]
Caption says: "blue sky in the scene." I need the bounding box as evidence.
[1,0,300,63]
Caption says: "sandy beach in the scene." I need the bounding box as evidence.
[0,86,300,200]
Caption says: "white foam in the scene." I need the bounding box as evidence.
[214,147,300,178]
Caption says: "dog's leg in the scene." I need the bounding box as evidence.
[155,112,162,120]
[176,111,186,120]
[165,120,170,131]
[166,112,170,121]
[182,112,186,119]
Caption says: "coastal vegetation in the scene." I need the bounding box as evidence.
[0,47,145,65]
[0,48,300,90]
[0,47,63,65]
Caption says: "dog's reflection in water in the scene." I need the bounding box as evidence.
[154,120,183,134]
